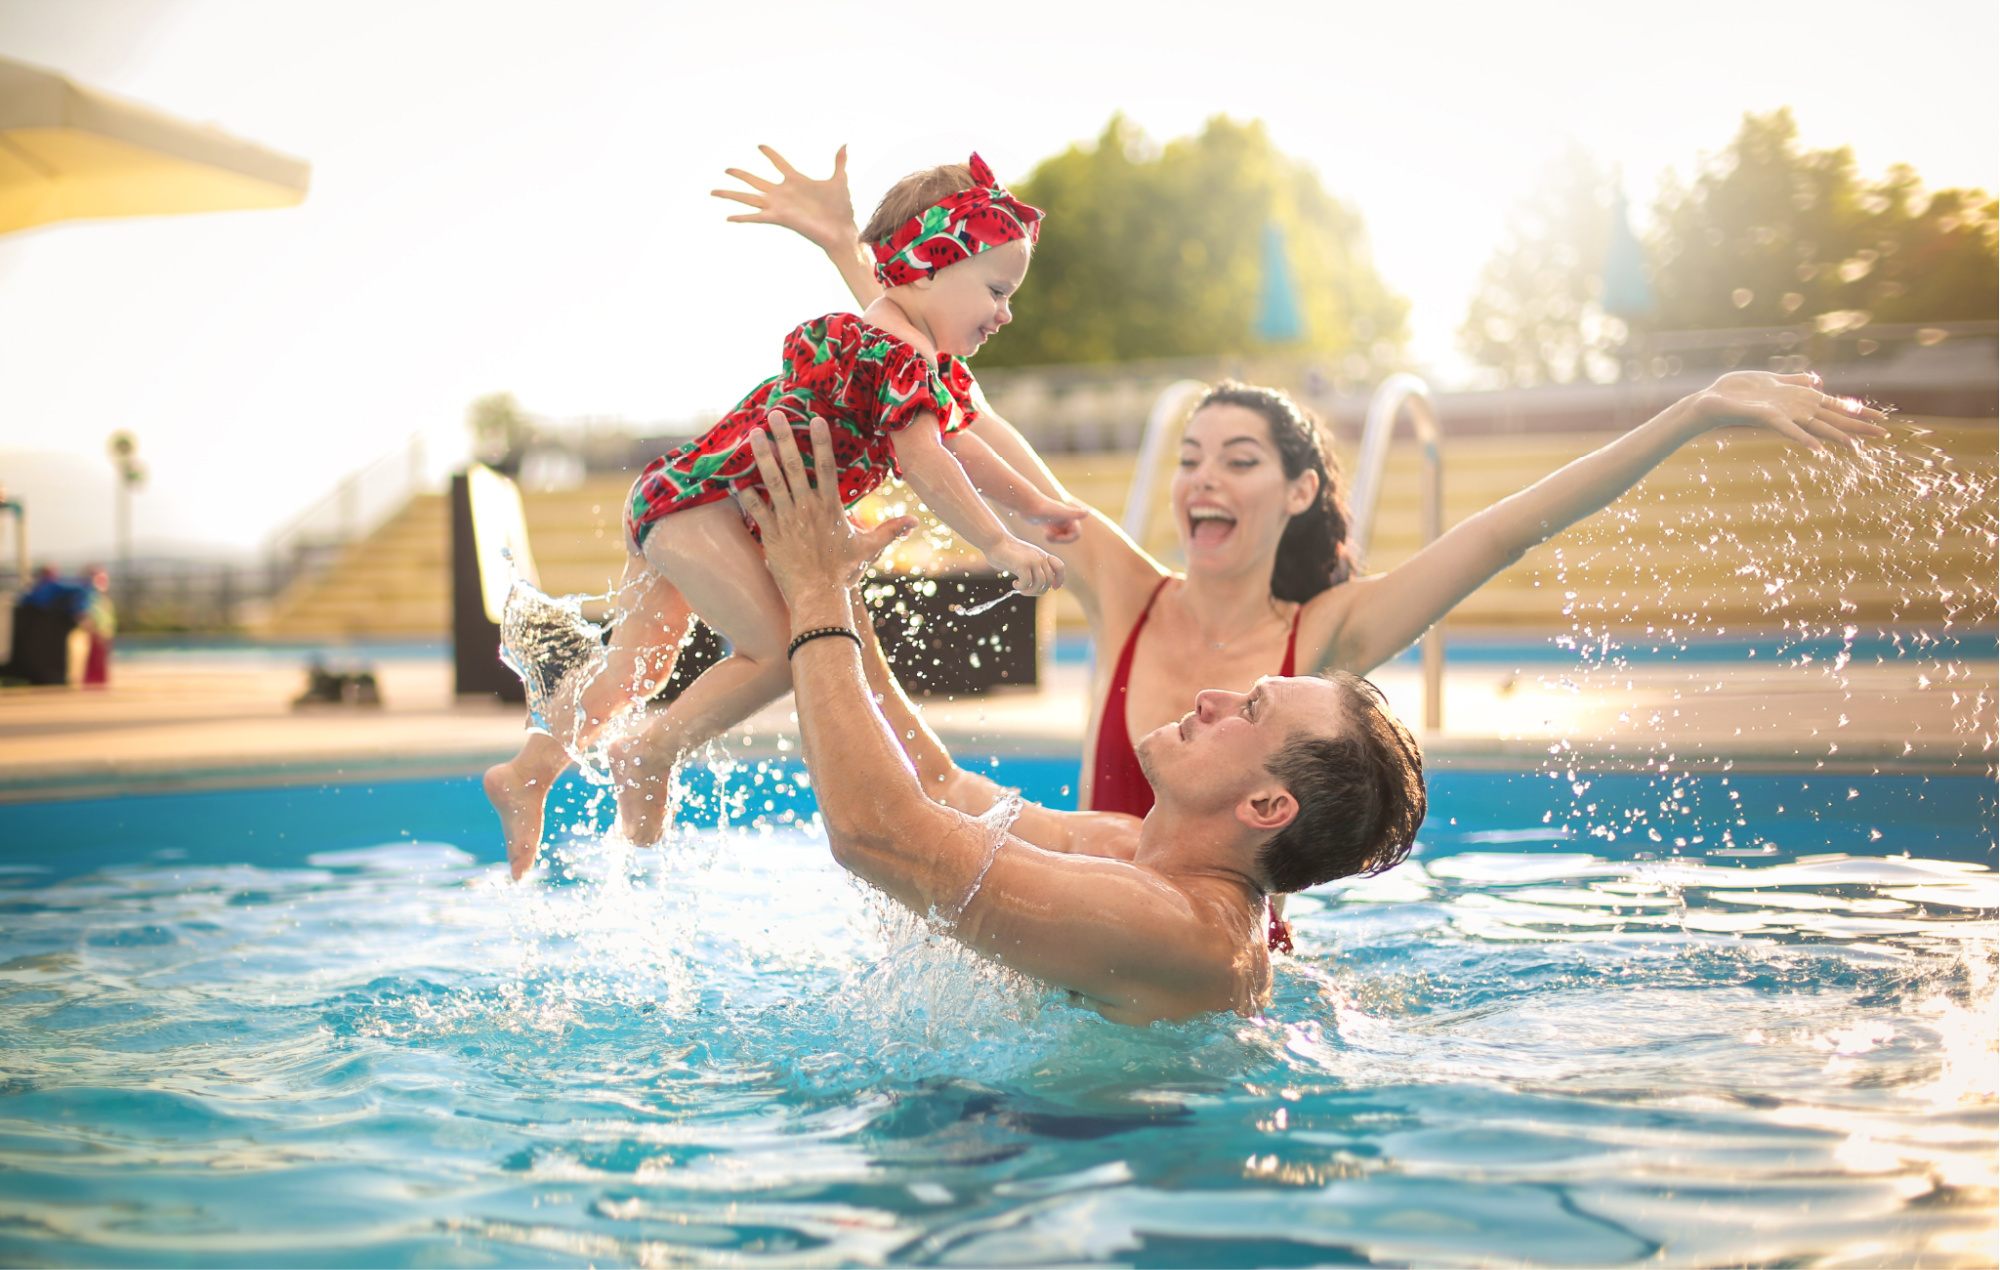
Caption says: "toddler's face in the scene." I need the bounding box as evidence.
[918,239,1031,358]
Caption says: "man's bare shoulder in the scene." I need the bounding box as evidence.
[959,841,1270,1022]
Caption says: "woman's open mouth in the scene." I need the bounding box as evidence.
[1187,506,1237,546]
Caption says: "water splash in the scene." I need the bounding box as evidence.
[498,574,614,776]
[1517,413,1997,859]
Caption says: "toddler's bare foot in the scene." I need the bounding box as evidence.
[614,780,671,848]
[483,760,549,879]
[609,733,673,847]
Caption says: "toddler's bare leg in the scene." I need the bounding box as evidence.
[484,552,692,878]
[612,503,793,846]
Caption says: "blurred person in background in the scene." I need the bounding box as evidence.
[4,566,90,687]
[79,566,115,688]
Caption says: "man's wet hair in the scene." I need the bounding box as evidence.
[1257,671,1426,893]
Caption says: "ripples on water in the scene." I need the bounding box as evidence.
[1,775,1993,1267]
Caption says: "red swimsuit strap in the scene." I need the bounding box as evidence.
[1087,577,1173,816]
[1278,603,1302,677]
[1112,577,1173,689]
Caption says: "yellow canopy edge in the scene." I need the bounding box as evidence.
[0,57,309,235]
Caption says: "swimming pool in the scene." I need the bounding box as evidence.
[2,763,1993,1266]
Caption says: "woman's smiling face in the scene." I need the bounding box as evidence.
[1172,403,1316,575]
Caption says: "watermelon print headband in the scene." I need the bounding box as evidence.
[870,153,1044,287]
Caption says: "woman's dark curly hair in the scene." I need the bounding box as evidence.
[1193,382,1359,602]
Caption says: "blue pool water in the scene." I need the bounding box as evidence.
[1,764,1994,1266]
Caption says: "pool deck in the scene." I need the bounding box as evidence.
[1,642,1992,803]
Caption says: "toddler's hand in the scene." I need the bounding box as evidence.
[987,538,1064,596]
[712,145,857,254]
[1023,496,1086,544]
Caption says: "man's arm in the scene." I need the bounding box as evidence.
[848,588,1140,861]
[791,625,1228,1015]
[742,420,1229,1017]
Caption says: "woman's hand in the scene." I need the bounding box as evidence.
[1021,493,1087,544]
[1681,371,1891,453]
[740,413,915,612]
[712,145,860,255]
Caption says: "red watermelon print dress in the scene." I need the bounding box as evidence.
[626,313,981,549]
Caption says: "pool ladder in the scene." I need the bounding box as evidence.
[1124,374,1446,730]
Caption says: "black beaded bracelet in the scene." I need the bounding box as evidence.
[787,626,862,661]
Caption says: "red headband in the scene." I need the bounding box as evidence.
[870,153,1044,287]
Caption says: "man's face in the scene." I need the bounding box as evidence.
[1135,675,1345,815]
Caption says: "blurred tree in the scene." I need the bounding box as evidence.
[981,115,1408,368]
[1463,110,1998,382]
[467,392,531,470]
[1652,110,1997,330]
[1460,146,1624,386]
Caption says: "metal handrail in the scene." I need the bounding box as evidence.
[1351,373,1445,730]
[1120,379,1211,541]
[263,432,429,595]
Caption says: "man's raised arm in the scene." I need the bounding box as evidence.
[740,418,1237,1020]
[847,587,1140,862]
[741,419,1037,920]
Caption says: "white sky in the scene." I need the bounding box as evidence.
[1,0,1994,560]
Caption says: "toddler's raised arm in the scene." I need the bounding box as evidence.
[896,419,1064,594]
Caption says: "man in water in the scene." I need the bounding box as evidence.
[741,418,1426,1024]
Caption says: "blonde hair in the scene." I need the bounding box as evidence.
[860,163,976,245]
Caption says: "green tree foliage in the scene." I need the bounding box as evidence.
[1653,111,1998,329]
[981,115,1408,368]
[467,391,531,466]
[1462,109,1999,383]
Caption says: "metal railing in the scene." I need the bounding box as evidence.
[1350,374,1445,730]
[263,433,431,600]
[1123,373,1449,731]
[1120,380,1211,541]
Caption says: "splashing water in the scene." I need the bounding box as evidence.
[497,573,640,782]
[1520,415,1997,859]
[950,590,1024,618]
[1,767,1989,1266]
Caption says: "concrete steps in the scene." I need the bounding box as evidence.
[258,420,1994,640]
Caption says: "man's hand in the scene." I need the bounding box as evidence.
[740,413,915,613]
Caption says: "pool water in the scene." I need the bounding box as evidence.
[1,764,1994,1266]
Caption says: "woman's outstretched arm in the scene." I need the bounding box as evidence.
[1315,370,1891,676]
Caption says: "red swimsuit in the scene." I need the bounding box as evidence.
[1089,578,1302,952]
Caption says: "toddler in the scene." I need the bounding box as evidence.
[485,153,1081,877]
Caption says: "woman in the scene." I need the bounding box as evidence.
[714,146,1890,821]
